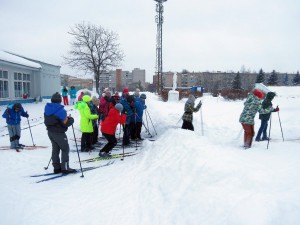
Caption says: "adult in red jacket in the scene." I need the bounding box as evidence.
[99,103,126,157]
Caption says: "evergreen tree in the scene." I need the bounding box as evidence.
[283,74,289,86]
[256,68,265,83]
[293,71,300,85]
[232,72,242,89]
[267,70,278,86]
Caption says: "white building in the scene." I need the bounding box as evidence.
[0,51,60,105]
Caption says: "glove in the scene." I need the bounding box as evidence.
[275,106,279,112]
[197,101,202,108]
[25,113,29,118]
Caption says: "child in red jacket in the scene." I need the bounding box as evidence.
[99,103,126,157]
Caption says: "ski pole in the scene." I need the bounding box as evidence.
[144,110,151,135]
[176,116,182,125]
[27,115,36,146]
[277,107,284,142]
[142,121,153,137]
[44,157,52,170]
[267,114,272,149]
[71,123,84,178]
[146,109,157,136]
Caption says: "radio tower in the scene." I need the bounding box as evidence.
[154,0,167,94]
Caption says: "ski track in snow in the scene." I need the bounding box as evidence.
[1,87,300,225]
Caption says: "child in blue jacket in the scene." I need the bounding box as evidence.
[2,103,29,150]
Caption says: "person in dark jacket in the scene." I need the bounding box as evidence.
[255,92,279,141]
[2,103,29,150]
[120,88,134,145]
[90,96,100,145]
[181,94,202,131]
[44,92,76,174]
[130,93,147,140]
[99,103,126,157]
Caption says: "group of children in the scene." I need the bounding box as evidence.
[239,87,279,149]
[74,88,147,157]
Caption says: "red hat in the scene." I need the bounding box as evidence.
[253,89,264,99]
[123,88,129,93]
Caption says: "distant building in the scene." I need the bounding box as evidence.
[0,50,60,105]
[160,71,297,93]
[98,68,146,92]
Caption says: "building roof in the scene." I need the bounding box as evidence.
[0,50,42,69]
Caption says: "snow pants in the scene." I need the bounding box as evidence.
[130,122,142,139]
[182,120,194,131]
[7,124,21,149]
[100,133,117,153]
[241,123,255,148]
[63,96,69,105]
[47,131,70,170]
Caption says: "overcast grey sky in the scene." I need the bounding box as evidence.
[1,0,299,82]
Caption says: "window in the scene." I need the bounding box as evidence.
[0,70,9,98]
[13,72,31,98]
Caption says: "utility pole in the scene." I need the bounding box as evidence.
[154,0,167,94]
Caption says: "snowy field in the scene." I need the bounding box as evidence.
[0,86,300,225]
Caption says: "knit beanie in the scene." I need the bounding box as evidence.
[83,95,92,103]
[140,93,147,99]
[187,94,196,103]
[51,92,62,103]
[123,88,129,93]
[253,89,264,99]
[115,103,123,112]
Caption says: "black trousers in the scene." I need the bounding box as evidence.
[81,132,92,150]
[48,131,70,170]
[101,133,117,153]
[181,120,194,131]
[130,122,143,139]
[92,125,99,144]
[123,124,131,145]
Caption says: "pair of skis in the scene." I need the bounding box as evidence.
[30,152,138,183]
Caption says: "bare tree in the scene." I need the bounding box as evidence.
[64,22,124,94]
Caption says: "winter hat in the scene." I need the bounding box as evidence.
[253,89,264,99]
[92,96,100,106]
[134,88,140,97]
[266,92,276,100]
[83,95,92,103]
[113,92,120,100]
[140,93,147,99]
[115,103,123,112]
[127,95,135,103]
[51,92,62,103]
[13,103,22,110]
[123,88,129,93]
[187,94,196,103]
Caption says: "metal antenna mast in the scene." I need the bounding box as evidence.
[154,0,167,94]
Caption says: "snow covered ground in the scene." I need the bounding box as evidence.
[0,86,300,225]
